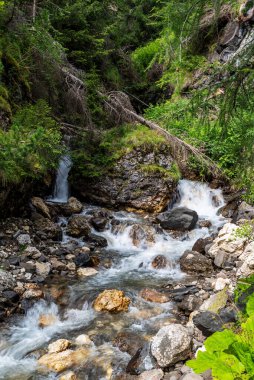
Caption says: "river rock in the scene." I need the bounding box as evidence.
[237,241,254,277]
[156,208,198,231]
[75,144,179,213]
[17,233,31,245]
[77,267,98,277]
[138,369,164,380]
[178,295,202,313]
[140,288,170,303]
[126,343,153,375]
[129,224,156,247]
[93,289,130,312]
[113,331,146,356]
[180,374,203,380]
[151,324,191,367]
[192,237,213,254]
[180,250,213,274]
[193,311,224,336]
[59,372,77,380]
[74,252,93,267]
[208,223,246,268]
[200,288,228,313]
[60,197,83,216]
[31,197,51,219]
[24,246,42,259]
[91,217,108,232]
[38,348,89,373]
[152,255,168,269]
[0,270,16,290]
[235,201,254,221]
[48,339,71,354]
[75,334,93,346]
[22,288,43,299]
[33,216,62,240]
[39,314,58,328]
[67,216,91,237]
[36,262,51,277]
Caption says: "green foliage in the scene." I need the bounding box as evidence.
[234,221,254,242]
[187,295,254,379]
[0,101,62,184]
[140,162,181,181]
[72,123,167,178]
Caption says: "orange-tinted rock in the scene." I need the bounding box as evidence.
[93,289,130,313]
[139,288,170,303]
[39,314,58,328]
[152,255,167,269]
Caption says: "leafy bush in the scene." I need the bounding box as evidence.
[0,100,62,184]
[187,295,254,380]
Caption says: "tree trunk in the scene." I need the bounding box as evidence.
[32,0,37,22]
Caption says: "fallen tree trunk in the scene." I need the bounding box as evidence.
[102,91,225,180]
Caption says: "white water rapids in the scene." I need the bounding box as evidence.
[0,180,226,379]
[48,154,72,203]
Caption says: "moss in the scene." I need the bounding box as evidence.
[140,162,181,181]
[0,95,11,114]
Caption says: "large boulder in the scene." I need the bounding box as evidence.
[38,348,89,373]
[180,250,213,274]
[31,197,51,219]
[73,144,179,213]
[151,324,191,367]
[156,208,198,231]
[93,289,130,312]
[33,216,62,241]
[67,216,91,238]
[59,197,83,216]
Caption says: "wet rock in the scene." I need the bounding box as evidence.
[36,262,51,278]
[75,334,93,346]
[152,255,168,269]
[74,252,93,267]
[93,289,130,312]
[67,215,91,238]
[17,233,31,245]
[31,197,51,219]
[156,208,198,231]
[86,234,108,248]
[170,286,199,302]
[22,288,43,299]
[113,332,146,356]
[139,288,170,303]
[180,250,213,274]
[0,270,16,290]
[48,339,71,354]
[193,311,224,336]
[237,241,254,277]
[77,267,98,277]
[38,348,89,373]
[75,144,179,213]
[91,217,108,232]
[59,372,77,380]
[60,197,83,216]
[192,237,213,254]
[151,324,191,367]
[39,314,58,328]
[178,295,202,313]
[126,343,153,375]
[138,369,164,380]
[198,220,212,229]
[129,224,156,247]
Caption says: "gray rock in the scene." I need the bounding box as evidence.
[151,324,191,367]
[35,262,51,277]
[0,270,16,290]
[180,250,213,274]
[17,234,31,245]
[156,208,198,231]
[180,374,203,380]
[67,215,91,238]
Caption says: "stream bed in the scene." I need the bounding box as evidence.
[0,180,226,380]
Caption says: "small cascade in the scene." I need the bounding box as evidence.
[49,154,72,203]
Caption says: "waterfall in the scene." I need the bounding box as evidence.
[49,154,72,203]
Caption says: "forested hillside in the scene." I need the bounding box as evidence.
[0,0,254,205]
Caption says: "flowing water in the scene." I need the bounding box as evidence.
[0,180,226,379]
[48,154,72,203]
